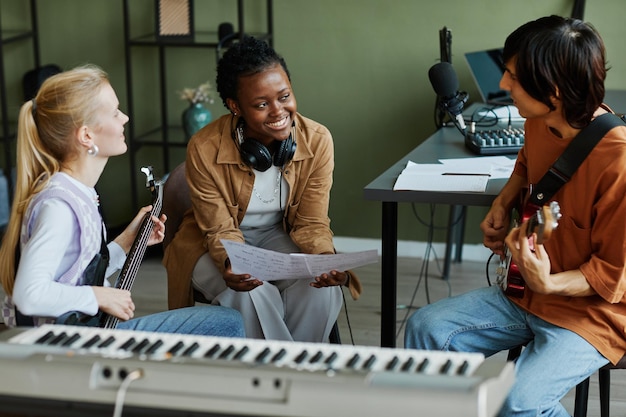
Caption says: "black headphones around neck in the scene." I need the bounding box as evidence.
[236,120,297,172]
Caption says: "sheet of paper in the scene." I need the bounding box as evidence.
[393,160,490,192]
[221,240,378,281]
[403,161,492,175]
[439,156,515,179]
[393,172,489,192]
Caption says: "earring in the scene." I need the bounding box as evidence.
[87,144,99,157]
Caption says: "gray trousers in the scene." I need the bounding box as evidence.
[192,224,342,342]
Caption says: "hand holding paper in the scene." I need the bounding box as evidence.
[221,240,378,281]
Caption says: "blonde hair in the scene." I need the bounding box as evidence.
[0,64,110,295]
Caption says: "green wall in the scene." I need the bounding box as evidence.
[4,0,626,245]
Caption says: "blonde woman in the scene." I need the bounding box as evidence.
[0,64,244,337]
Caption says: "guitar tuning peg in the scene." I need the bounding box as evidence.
[141,166,155,187]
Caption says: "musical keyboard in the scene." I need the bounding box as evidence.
[0,324,514,417]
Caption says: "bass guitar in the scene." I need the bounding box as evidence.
[495,200,561,298]
[55,166,163,328]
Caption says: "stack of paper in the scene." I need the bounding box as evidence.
[393,156,515,192]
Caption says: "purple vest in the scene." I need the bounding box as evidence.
[2,173,103,327]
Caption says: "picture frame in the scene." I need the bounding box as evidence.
[155,0,194,42]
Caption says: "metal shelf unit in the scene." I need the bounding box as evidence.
[122,0,273,208]
[0,0,40,203]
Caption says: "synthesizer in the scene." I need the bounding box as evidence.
[0,324,514,417]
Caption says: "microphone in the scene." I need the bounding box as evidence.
[217,22,235,42]
[216,22,237,62]
[428,62,468,131]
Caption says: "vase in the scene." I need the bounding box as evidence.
[182,102,212,140]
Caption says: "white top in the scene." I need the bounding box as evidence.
[12,174,126,318]
[240,165,289,229]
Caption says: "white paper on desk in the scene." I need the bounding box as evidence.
[439,156,516,180]
[393,161,490,192]
[404,161,491,175]
[221,240,378,281]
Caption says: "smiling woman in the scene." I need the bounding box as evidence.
[164,36,363,343]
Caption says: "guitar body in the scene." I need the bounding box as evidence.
[496,200,561,298]
[55,167,163,328]
[55,310,106,327]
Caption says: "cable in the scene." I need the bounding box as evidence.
[411,203,465,230]
[112,368,144,417]
[486,252,497,287]
[394,204,452,342]
[469,106,501,129]
[339,289,355,345]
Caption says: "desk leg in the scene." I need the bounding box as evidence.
[381,201,398,348]
[454,206,467,262]
[443,205,466,280]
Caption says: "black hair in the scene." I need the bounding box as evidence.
[216,36,291,110]
[502,15,607,128]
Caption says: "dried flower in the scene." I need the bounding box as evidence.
[178,81,215,104]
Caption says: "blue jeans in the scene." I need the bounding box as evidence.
[118,305,245,338]
[404,286,609,417]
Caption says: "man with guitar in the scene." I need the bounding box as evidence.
[405,15,626,416]
[0,65,245,338]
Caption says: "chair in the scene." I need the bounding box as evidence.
[573,357,626,417]
[161,161,341,344]
[508,346,625,417]
[162,161,191,251]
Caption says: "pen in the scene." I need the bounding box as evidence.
[442,173,491,176]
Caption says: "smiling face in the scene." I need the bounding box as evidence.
[88,82,130,157]
[228,63,297,147]
[499,56,552,120]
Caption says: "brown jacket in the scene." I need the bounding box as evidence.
[163,113,361,309]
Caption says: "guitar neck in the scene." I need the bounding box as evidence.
[525,216,540,237]
[103,183,163,328]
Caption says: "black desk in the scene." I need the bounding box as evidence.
[365,92,626,348]
[364,126,511,348]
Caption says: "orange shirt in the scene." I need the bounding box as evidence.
[511,116,626,364]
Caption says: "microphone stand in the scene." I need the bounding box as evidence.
[439,90,469,136]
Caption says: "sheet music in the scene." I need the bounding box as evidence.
[221,240,378,281]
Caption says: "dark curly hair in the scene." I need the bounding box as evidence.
[216,36,290,110]
[502,15,608,129]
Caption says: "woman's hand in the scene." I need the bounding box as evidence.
[222,265,263,292]
[92,286,135,321]
[146,211,167,246]
[114,205,167,253]
[310,270,349,288]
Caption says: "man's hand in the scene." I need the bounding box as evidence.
[505,220,551,293]
[480,205,511,256]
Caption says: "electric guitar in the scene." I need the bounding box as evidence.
[55,166,163,328]
[495,200,561,298]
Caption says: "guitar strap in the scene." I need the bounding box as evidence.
[528,113,626,206]
[80,223,110,287]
